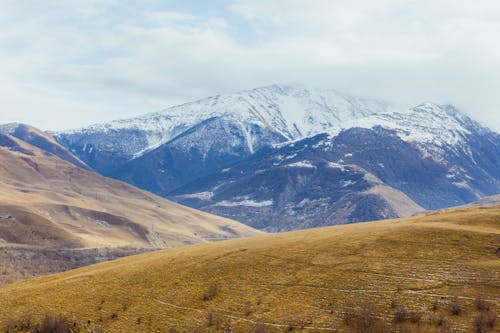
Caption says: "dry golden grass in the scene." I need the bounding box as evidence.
[0,206,498,332]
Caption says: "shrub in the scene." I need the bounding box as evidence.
[431,300,439,311]
[473,311,497,333]
[343,302,388,333]
[449,297,462,316]
[31,314,72,333]
[203,283,219,301]
[393,306,407,323]
[408,310,422,323]
[476,295,490,311]
[343,305,357,326]
[434,312,447,326]
[206,311,214,326]
[206,310,222,328]
[285,317,297,331]
[244,301,253,317]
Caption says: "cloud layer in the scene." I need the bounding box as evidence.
[0,0,499,130]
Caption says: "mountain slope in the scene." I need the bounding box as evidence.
[0,123,90,170]
[171,116,498,231]
[55,85,395,189]
[171,132,425,231]
[0,130,259,285]
[0,206,498,332]
[325,104,500,208]
[469,194,500,207]
[0,133,258,248]
[113,117,287,196]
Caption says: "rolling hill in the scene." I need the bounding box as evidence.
[0,206,498,332]
[0,123,91,170]
[0,129,258,286]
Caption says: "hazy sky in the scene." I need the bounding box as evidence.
[0,0,499,131]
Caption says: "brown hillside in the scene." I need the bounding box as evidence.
[0,206,498,332]
[0,132,259,285]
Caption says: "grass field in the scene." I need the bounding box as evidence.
[0,206,498,332]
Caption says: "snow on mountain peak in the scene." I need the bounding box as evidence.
[0,123,23,134]
[57,84,397,158]
[55,85,491,161]
[310,101,490,162]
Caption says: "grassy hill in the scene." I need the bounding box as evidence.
[0,206,498,332]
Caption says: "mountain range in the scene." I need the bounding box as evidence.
[40,84,500,231]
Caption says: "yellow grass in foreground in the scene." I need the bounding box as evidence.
[0,206,499,332]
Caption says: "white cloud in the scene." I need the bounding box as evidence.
[0,0,499,131]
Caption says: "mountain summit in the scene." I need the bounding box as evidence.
[55,84,395,176]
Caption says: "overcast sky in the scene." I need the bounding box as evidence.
[0,0,499,131]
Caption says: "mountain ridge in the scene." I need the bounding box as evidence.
[50,85,500,230]
[54,84,396,166]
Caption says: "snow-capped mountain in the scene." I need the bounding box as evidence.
[171,121,499,231]
[53,84,500,231]
[332,102,487,156]
[55,84,395,177]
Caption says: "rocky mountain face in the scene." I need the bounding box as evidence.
[171,131,424,231]
[112,117,287,196]
[52,85,500,231]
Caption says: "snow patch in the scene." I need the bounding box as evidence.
[452,181,470,189]
[341,180,354,187]
[178,191,214,200]
[285,161,316,168]
[214,199,273,207]
[327,162,346,171]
